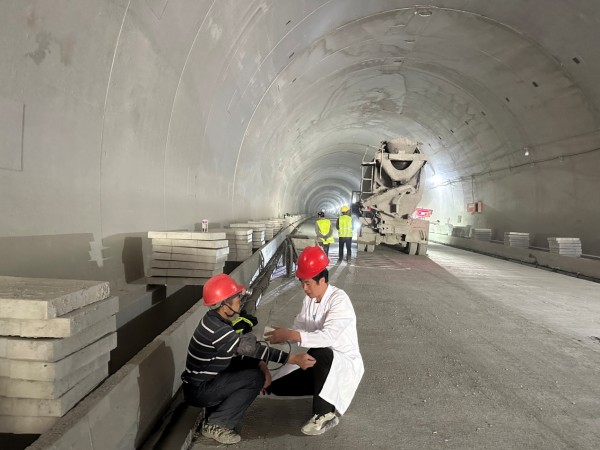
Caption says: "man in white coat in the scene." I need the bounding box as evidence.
[265,246,364,435]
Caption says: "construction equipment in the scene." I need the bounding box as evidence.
[355,138,429,255]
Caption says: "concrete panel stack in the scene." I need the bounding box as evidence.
[230,223,265,249]
[451,226,468,237]
[0,277,117,434]
[213,228,253,262]
[251,228,266,249]
[504,232,530,248]
[147,231,228,285]
[472,228,492,241]
[268,218,284,231]
[249,221,274,241]
[548,237,582,257]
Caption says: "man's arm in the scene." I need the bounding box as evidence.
[315,222,323,238]
[264,327,301,344]
[323,221,333,239]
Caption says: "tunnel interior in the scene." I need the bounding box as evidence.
[1,0,600,289]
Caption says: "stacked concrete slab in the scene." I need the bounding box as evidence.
[147,231,228,285]
[249,220,275,241]
[251,228,266,249]
[548,237,582,257]
[451,226,468,238]
[0,277,117,434]
[212,228,253,262]
[472,228,493,241]
[504,232,530,248]
[230,223,266,249]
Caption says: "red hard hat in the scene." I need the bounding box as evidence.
[296,246,329,279]
[203,274,245,307]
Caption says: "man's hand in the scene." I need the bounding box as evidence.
[258,361,272,394]
[231,311,258,334]
[289,353,316,370]
[265,327,301,344]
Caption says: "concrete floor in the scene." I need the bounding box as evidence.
[191,222,600,449]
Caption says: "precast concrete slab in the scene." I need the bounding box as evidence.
[152,246,229,257]
[145,277,210,286]
[148,232,226,241]
[147,268,222,278]
[0,366,108,417]
[0,353,110,399]
[0,315,116,361]
[0,277,110,320]
[0,415,57,435]
[211,228,252,236]
[0,297,118,338]
[150,260,225,271]
[152,239,228,249]
[151,252,228,263]
[228,237,253,243]
[0,333,116,381]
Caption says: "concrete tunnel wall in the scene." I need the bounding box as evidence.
[1,0,600,293]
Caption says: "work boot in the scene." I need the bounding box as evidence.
[301,412,339,435]
[201,421,241,444]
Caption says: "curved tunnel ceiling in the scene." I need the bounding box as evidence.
[230,3,599,216]
[2,0,600,283]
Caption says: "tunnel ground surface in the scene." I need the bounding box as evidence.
[190,222,600,449]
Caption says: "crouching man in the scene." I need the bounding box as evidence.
[181,273,315,445]
[265,246,364,435]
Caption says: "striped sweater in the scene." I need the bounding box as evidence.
[182,310,289,384]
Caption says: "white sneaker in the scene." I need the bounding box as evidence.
[201,421,241,444]
[301,412,339,435]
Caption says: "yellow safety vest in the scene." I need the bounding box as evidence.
[316,219,335,244]
[338,215,353,238]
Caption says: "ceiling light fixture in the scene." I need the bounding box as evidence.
[524,147,530,156]
[416,9,433,17]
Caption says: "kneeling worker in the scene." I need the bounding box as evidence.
[181,273,316,445]
[265,246,364,435]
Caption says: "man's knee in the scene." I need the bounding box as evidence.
[248,368,265,391]
[308,348,333,367]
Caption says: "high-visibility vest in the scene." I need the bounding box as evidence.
[316,219,335,244]
[338,215,353,238]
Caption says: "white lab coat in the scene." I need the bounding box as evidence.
[271,284,364,414]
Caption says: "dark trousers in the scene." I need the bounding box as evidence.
[182,361,264,431]
[268,348,335,415]
[338,237,352,261]
[321,243,330,256]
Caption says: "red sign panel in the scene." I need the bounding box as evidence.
[467,203,476,213]
[415,208,433,218]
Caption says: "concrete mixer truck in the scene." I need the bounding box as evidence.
[354,138,429,255]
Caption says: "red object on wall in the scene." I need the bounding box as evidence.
[467,203,476,213]
[415,208,433,218]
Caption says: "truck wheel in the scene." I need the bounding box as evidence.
[366,244,376,252]
[417,243,428,255]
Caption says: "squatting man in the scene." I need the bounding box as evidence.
[181,273,315,445]
[265,245,364,436]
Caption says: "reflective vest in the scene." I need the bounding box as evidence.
[316,219,335,244]
[338,214,353,238]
